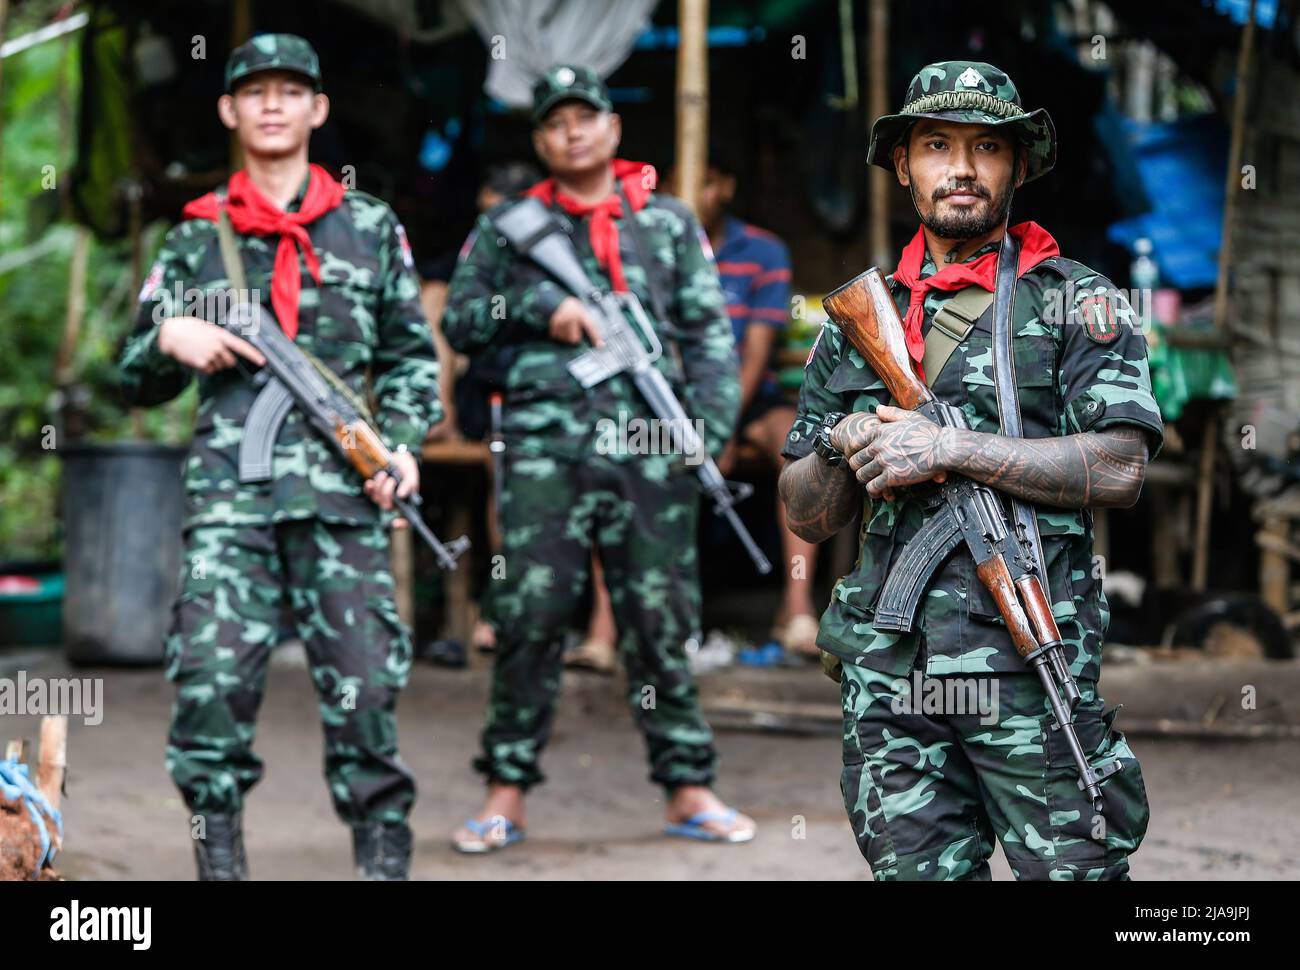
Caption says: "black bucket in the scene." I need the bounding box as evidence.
[61,441,187,666]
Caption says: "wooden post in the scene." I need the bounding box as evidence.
[53,227,91,387]
[675,0,709,215]
[36,716,67,853]
[1191,413,1219,591]
[1151,491,1180,588]
[1259,517,1290,615]
[0,0,11,218]
[228,0,253,171]
[1213,0,1257,333]
[867,0,890,267]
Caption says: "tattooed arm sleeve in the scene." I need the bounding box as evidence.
[777,322,867,542]
[939,425,1150,508]
[854,279,1164,508]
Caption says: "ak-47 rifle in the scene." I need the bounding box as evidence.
[493,197,772,575]
[821,267,1120,812]
[226,301,470,571]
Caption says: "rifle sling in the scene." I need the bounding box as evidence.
[991,230,1053,601]
[215,207,248,293]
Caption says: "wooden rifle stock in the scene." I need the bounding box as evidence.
[336,419,392,480]
[821,268,932,410]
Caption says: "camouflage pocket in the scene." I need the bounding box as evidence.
[835,514,898,616]
[1044,699,1150,865]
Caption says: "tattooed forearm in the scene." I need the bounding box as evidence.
[940,425,1149,508]
[779,452,861,544]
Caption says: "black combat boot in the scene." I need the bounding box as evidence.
[193,813,248,881]
[351,821,412,880]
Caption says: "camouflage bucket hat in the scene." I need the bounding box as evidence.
[531,64,612,124]
[225,33,322,93]
[867,61,1056,183]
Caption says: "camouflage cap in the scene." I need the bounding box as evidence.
[225,33,322,93]
[531,65,612,125]
[866,61,1056,183]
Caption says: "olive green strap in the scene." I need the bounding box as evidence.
[921,284,995,388]
[215,208,249,294]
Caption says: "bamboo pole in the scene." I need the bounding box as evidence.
[674,0,709,215]
[229,0,253,172]
[54,227,91,388]
[1190,412,1219,591]
[0,0,11,218]
[1212,0,1256,333]
[868,0,890,267]
[1259,518,1289,615]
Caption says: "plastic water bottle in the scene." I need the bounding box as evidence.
[1131,238,1159,291]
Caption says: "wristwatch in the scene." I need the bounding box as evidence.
[812,411,847,468]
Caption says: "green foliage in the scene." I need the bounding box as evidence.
[1,7,194,562]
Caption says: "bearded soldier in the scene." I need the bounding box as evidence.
[442,66,756,850]
[779,61,1161,880]
[119,35,440,880]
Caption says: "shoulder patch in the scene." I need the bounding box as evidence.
[697,225,715,263]
[457,228,479,264]
[805,325,824,367]
[1079,293,1121,344]
[394,222,415,270]
[138,259,165,303]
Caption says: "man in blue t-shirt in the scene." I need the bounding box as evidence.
[695,154,821,656]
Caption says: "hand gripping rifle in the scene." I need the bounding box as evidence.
[226,300,470,571]
[821,267,1119,811]
[493,198,771,575]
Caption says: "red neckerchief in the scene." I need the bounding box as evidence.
[183,164,346,339]
[525,159,655,293]
[892,221,1060,381]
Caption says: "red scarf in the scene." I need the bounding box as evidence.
[525,159,655,293]
[183,164,346,339]
[892,221,1059,381]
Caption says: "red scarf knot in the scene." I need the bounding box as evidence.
[891,221,1060,381]
[525,159,655,293]
[183,163,346,339]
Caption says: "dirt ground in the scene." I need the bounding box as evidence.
[2,646,1298,881]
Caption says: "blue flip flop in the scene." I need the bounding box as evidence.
[453,816,526,854]
[665,808,756,844]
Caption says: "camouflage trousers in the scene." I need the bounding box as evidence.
[476,453,716,791]
[164,518,415,825]
[839,658,1149,880]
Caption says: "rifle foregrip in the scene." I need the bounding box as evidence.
[823,268,932,411]
[338,421,391,480]
[974,556,1040,659]
[1015,574,1063,648]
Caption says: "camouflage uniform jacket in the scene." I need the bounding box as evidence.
[784,242,1164,682]
[119,179,442,530]
[441,192,739,465]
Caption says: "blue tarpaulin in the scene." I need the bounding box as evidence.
[1105,113,1227,289]
[1213,0,1278,28]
